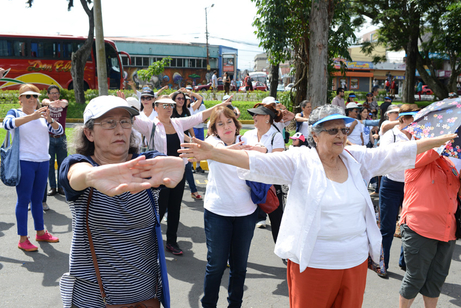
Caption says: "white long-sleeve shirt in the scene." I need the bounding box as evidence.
[237,142,417,272]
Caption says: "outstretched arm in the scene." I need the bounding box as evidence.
[179,137,250,169]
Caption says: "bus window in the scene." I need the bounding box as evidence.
[0,40,12,56]
[31,41,61,58]
[105,42,121,89]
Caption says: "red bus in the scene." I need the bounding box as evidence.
[0,34,130,90]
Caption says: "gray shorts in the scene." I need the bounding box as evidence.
[399,224,456,299]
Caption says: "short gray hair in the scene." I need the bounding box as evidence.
[307,105,346,148]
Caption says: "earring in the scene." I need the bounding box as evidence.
[266,120,269,123]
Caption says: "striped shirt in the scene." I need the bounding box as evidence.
[3,108,63,162]
[59,153,164,308]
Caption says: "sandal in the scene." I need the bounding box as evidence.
[191,193,202,200]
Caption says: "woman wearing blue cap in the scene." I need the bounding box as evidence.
[178,104,455,308]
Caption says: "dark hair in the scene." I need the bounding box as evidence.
[336,88,344,95]
[213,70,217,74]
[47,85,60,94]
[72,119,139,156]
[358,107,369,120]
[252,103,283,124]
[300,100,311,109]
[208,106,242,138]
[171,91,190,116]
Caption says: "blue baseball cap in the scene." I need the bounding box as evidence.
[349,93,356,98]
[313,114,356,127]
[384,96,393,101]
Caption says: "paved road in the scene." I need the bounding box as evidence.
[0,171,460,307]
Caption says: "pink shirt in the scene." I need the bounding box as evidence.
[400,150,460,242]
[133,112,202,164]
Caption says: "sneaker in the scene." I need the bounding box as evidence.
[18,238,38,252]
[42,202,50,211]
[256,220,266,228]
[166,243,183,255]
[47,188,58,196]
[35,231,59,243]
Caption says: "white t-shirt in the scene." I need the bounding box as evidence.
[346,119,364,145]
[380,125,412,182]
[308,165,368,269]
[189,104,206,129]
[298,121,310,139]
[242,126,284,153]
[204,135,257,216]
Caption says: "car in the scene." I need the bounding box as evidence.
[238,81,268,92]
[285,83,294,92]
[421,85,433,95]
[194,78,236,92]
[277,84,285,92]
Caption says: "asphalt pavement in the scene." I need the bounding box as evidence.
[0,171,460,307]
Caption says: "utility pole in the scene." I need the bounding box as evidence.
[205,4,214,71]
[94,0,108,95]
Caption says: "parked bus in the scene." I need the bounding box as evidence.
[0,33,130,91]
[249,71,268,86]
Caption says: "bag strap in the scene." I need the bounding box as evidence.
[85,188,109,305]
[148,122,157,151]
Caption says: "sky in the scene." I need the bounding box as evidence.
[0,0,264,70]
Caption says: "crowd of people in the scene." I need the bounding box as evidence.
[3,82,460,308]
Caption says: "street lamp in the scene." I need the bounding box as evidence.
[205,4,214,71]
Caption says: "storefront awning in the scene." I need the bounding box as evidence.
[332,71,373,77]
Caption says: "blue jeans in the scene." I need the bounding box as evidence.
[48,135,67,189]
[185,162,197,193]
[202,209,258,308]
[16,160,49,235]
[379,176,406,270]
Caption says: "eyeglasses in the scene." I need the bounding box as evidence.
[141,96,153,101]
[175,97,185,101]
[94,118,133,129]
[23,95,38,99]
[320,127,350,135]
[157,103,175,109]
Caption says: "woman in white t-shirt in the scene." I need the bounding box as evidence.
[345,103,364,145]
[242,103,285,243]
[202,106,257,308]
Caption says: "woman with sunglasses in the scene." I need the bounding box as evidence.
[3,84,63,251]
[345,103,364,146]
[133,95,232,255]
[171,90,203,200]
[378,104,420,279]
[178,104,454,308]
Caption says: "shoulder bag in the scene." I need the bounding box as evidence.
[1,109,21,186]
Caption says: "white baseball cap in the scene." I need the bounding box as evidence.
[126,97,140,111]
[83,96,139,124]
[262,96,276,105]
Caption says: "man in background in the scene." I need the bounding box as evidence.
[331,87,345,111]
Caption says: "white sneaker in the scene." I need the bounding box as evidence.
[256,220,266,228]
[42,202,50,211]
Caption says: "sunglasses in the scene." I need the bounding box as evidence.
[175,97,185,101]
[157,103,175,109]
[320,127,350,135]
[23,94,38,99]
[141,96,153,101]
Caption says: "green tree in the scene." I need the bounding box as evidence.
[28,0,94,104]
[137,57,172,83]
[252,0,361,109]
[355,0,459,102]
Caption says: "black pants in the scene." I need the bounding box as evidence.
[257,184,284,243]
[158,174,186,245]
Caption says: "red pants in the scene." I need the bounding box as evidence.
[287,260,368,308]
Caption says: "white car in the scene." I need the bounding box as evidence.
[285,83,294,92]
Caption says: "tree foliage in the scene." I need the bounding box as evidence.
[354,0,460,101]
[137,57,172,82]
[252,0,361,108]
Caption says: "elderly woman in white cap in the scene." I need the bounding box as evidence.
[345,102,364,145]
[3,84,63,252]
[133,95,232,255]
[58,95,184,308]
[178,104,455,308]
